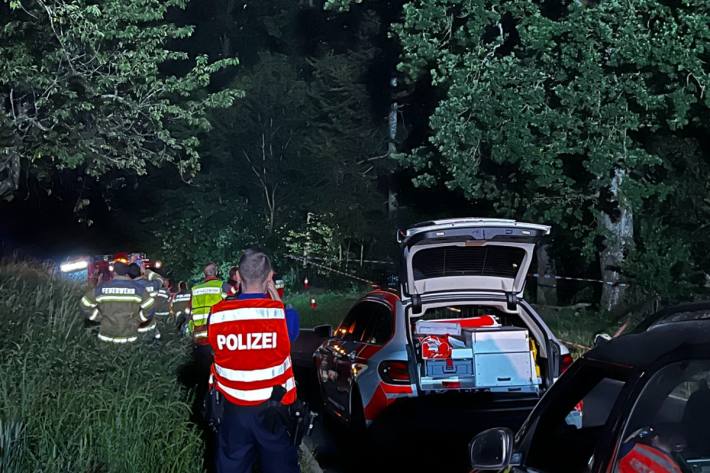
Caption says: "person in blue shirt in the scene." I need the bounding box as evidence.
[226,254,299,342]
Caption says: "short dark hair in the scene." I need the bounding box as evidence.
[238,249,272,285]
[127,263,141,279]
[178,281,187,292]
[228,266,239,279]
[113,261,129,276]
[204,262,218,278]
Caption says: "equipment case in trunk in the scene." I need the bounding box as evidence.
[418,326,540,393]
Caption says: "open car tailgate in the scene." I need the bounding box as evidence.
[398,218,550,298]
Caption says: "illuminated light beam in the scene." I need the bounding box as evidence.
[60,260,89,272]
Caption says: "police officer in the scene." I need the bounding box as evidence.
[79,262,155,343]
[171,281,191,332]
[208,249,300,473]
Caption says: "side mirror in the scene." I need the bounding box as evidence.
[469,427,514,471]
[313,324,333,339]
[593,333,612,347]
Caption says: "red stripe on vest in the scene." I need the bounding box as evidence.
[208,297,296,406]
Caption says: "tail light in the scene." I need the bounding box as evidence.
[560,354,574,375]
[379,360,411,385]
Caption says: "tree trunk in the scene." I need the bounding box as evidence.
[0,146,20,201]
[536,243,558,306]
[599,169,634,313]
[387,176,398,220]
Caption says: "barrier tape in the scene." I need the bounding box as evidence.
[285,255,376,285]
[290,255,598,352]
[299,255,393,265]
[560,340,592,352]
[530,273,631,288]
[291,254,629,289]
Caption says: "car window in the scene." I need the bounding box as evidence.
[651,310,710,328]
[612,359,710,473]
[524,364,628,473]
[336,301,392,345]
[363,303,393,345]
[336,306,366,341]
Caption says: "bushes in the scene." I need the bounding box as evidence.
[0,262,204,472]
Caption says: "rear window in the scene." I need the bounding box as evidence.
[652,309,710,327]
[411,245,525,280]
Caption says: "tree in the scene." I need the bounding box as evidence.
[209,43,390,237]
[391,0,709,310]
[0,0,241,201]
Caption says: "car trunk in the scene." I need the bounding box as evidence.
[398,219,557,394]
[408,303,547,394]
[399,219,550,300]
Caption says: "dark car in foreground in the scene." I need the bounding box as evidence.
[594,301,710,344]
[469,319,710,473]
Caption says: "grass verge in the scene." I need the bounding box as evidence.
[0,262,204,472]
[286,291,360,329]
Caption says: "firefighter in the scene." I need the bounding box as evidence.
[208,249,300,473]
[171,280,191,332]
[154,278,171,319]
[129,261,163,340]
[79,262,155,343]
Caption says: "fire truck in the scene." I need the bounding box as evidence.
[58,252,162,285]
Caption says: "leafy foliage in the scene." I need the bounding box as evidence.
[146,188,267,281]
[0,0,242,200]
[392,0,710,297]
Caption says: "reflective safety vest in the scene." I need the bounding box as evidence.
[190,279,225,344]
[208,297,296,406]
[618,443,682,473]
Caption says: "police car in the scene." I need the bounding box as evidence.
[469,317,710,473]
[313,218,571,429]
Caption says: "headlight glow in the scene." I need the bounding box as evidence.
[60,260,89,273]
[154,260,162,269]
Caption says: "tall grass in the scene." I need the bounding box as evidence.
[0,262,204,473]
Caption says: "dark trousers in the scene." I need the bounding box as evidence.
[216,402,300,473]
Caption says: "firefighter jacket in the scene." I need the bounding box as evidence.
[154,288,170,317]
[134,276,161,333]
[171,290,191,319]
[208,297,296,406]
[80,277,155,343]
[190,278,225,344]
